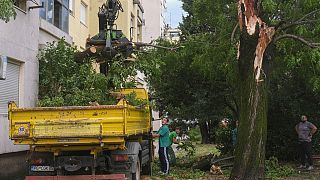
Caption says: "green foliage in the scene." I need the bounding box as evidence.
[138,1,239,143]
[138,38,237,137]
[188,126,201,142]
[152,144,219,179]
[152,160,206,179]
[105,56,138,88]
[267,46,320,160]
[262,0,277,14]
[139,0,320,167]
[0,0,16,23]
[38,39,111,106]
[179,0,320,164]
[168,167,206,179]
[38,39,143,107]
[177,141,196,157]
[168,119,189,132]
[265,157,296,179]
[214,126,233,155]
[124,92,154,113]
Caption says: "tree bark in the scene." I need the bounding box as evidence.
[229,1,275,179]
[199,121,210,144]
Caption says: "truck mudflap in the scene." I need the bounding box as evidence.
[25,174,126,180]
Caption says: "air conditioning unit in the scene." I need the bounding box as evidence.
[0,55,7,80]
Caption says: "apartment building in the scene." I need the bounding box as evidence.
[0,0,72,177]
[68,0,144,50]
[0,0,71,154]
[141,0,167,43]
[1,0,146,150]
[139,0,167,130]
[164,27,181,43]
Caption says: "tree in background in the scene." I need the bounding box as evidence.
[231,0,320,178]
[138,36,238,144]
[140,0,320,178]
[0,0,16,22]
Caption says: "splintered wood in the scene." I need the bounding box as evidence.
[238,0,275,82]
[254,25,275,82]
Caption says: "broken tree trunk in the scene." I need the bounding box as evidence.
[192,155,235,171]
[229,0,275,179]
[192,154,215,171]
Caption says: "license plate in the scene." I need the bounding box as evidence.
[31,165,54,172]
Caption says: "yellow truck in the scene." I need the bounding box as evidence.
[9,88,152,180]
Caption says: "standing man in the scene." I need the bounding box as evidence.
[168,127,181,165]
[232,121,239,148]
[152,118,170,175]
[295,115,317,170]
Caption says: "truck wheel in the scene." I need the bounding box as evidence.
[142,159,152,175]
[132,159,141,180]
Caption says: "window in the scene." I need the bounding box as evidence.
[13,0,27,11]
[80,2,87,25]
[130,16,134,28]
[170,32,179,38]
[137,24,142,42]
[40,0,69,33]
[130,15,135,40]
[0,61,20,114]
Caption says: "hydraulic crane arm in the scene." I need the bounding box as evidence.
[98,0,123,31]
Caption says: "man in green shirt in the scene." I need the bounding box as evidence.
[152,118,170,174]
[168,127,181,165]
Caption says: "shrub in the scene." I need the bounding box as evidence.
[188,126,201,142]
[265,157,296,179]
[214,126,233,155]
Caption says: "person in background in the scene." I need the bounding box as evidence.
[152,118,170,175]
[295,115,317,170]
[232,120,238,148]
[168,127,181,165]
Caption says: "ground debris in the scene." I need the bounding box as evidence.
[210,165,223,175]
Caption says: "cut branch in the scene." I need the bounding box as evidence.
[273,34,320,48]
[133,42,182,51]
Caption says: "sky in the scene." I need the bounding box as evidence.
[166,0,186,28]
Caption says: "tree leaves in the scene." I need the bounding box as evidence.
[0,0,16,23]
[38,39,110,106]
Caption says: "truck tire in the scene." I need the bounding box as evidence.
[142,158,152,175]
[132,159,141,180]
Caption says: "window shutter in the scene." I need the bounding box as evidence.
[0,62,20,114]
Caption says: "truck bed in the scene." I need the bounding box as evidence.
[9,90,151,150]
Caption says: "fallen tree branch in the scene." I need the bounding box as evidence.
[74,41,182,63]
[273,34,320,48]
[132,42,182,51]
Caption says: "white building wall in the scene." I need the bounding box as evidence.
[0,1,72,154]
[141,0,166,43]
[39,18,73,47]
[0,3,40,153]
[160,0,167,36]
